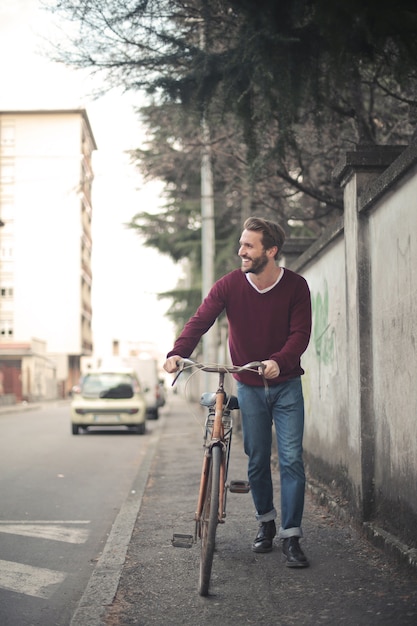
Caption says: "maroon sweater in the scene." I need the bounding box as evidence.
[167,268,311,386]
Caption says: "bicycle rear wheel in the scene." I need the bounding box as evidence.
[199,444,221,596]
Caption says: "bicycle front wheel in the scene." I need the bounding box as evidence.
[199,444,221,596]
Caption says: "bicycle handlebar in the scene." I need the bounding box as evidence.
[172,358,265,385]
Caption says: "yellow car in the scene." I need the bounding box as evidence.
[70,369,147,435]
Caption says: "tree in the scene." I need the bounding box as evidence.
[50,0,417,329]
[51,0,417,221]
[127,99,251,325]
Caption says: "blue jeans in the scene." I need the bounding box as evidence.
[237,377,306,539]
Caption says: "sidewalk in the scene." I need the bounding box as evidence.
[0,401,41,415]
[83,393,417,625]
[0,398,70,416]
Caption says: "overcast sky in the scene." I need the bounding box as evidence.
[0,0,182,362]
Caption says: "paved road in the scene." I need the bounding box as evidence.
[0,401,162,626]
[75,393,417,625]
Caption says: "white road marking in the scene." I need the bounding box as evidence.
[0,521,90,544]
[0,559,67,598]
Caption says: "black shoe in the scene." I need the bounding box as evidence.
[282,537,309,568]
[252,520,276,553]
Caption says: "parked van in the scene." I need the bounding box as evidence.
[135,358,162,420]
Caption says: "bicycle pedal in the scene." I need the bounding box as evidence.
[229,480,250,493]
[171,533,194,548]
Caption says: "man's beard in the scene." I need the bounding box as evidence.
[241,252,269,274]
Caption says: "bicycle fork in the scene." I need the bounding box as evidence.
[195,442,227,528]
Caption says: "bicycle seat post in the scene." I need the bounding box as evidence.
[212,372,226,440]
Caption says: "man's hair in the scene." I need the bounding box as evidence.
[243,217,286,259]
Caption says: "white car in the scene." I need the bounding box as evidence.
[70,369,147,435]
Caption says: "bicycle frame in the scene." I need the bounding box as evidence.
[195,371,229,533]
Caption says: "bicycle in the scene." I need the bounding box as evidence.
[171,358,265,597]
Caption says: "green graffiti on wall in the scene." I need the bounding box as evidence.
[311,281,335,365]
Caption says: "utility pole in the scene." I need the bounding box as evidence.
[201,114,218,392]
[199,25,217,372]
[201,118,214,301]
[201,114,216,365]
[185,17,217,385]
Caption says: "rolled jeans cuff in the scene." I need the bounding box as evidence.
[256,508,277,523]
[279,526,303,539]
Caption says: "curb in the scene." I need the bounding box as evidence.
[70,421,162,626]
[363,522,417,571]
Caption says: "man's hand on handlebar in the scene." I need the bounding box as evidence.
[164,355,182,374]
[261,359,280,379]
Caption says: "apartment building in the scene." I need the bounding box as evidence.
[0,109,97,401]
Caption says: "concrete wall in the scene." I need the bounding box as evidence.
[367,159,417,545]
[292,142,417,548]
[300,232,356,500]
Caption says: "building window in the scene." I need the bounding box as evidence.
[0,194,14,219]
[0,124,15,146]
[0,319,13,336]
[0,160,14,183]
[0,245,13,259]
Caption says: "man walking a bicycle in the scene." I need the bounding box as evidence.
[164,216,311,568]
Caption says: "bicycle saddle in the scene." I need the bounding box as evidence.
[200,392,240,410]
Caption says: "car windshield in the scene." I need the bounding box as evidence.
[81,373,135,399]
